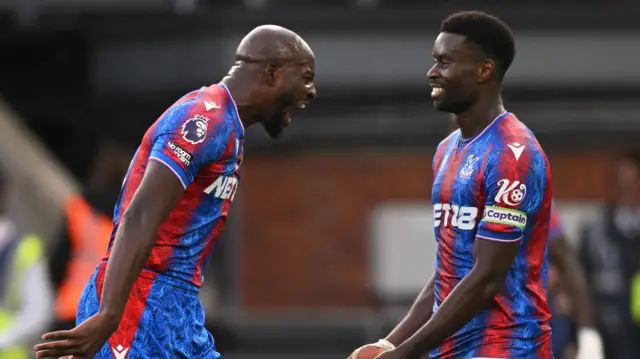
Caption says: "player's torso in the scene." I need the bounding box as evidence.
[430,114,553,357]
[108,85,244,286]
[431,134,493,358]
[156,122,243,285]
[431,131,490,284]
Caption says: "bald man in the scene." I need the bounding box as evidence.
[35,25,316,359]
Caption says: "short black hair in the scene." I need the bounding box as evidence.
[441,11,516,79]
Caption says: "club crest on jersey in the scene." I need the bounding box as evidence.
[181,114,209,144]
[459,155,480,179]
[495,179,527,206]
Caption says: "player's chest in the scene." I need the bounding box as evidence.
[200,139,244,202]
[432,147,486,206]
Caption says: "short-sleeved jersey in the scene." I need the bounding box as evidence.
[103,83,244,287]
[430,112,552,358]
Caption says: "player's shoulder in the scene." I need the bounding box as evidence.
[491,113,535,145]
[197,83,239,121]
[490,113,546,159]
[436,128,460,153]
[432,130,459,171]
[155,86,235,141]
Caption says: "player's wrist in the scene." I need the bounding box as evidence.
[97,308,122,329]
[393,341,425,359]
[375,338,396,350]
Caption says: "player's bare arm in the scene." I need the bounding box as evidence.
[385,274,435,346]
[350,275,435,357]
[35,162,183,358]
[98,161,183,321]
[390,239,520,359]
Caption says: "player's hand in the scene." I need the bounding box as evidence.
[34,312,118,359]
[575,327,605,359]
[349,338,395,358]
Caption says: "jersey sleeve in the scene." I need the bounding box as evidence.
[148,103,231,188]
[476,143,548,242]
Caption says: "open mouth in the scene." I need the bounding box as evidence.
[431,84,444,99]
[283,101,309,126]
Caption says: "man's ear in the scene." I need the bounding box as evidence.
[477,59,495,84]
[265,63,280,87]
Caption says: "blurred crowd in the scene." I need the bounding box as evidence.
[0,142,130,359]
[548,153,640,359]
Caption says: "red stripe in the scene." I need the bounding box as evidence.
[476,294,513,358]
[433,135,456,172]
[191,216,226,286]
[149,181,207,272]
[212,126,237,173]
[434,145,463,355]
[536,333,553,358]
[96,263,156,359]
[473,145,491,207]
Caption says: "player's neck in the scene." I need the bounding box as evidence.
[220,71,262,128]
[455,97,505,139]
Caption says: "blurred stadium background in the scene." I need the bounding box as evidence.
[1,0,640,358]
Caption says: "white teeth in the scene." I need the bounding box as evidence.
[296,103,306,109]
[431,87,444,97]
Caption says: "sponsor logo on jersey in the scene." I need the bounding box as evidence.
[482,205,527,229]
[433,203,479,230]
[204,175,239,200]
[495,179,527,206]
[167,141,192,165]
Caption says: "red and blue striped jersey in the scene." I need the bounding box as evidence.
[430,112,552,358]
[104,83,244,287]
